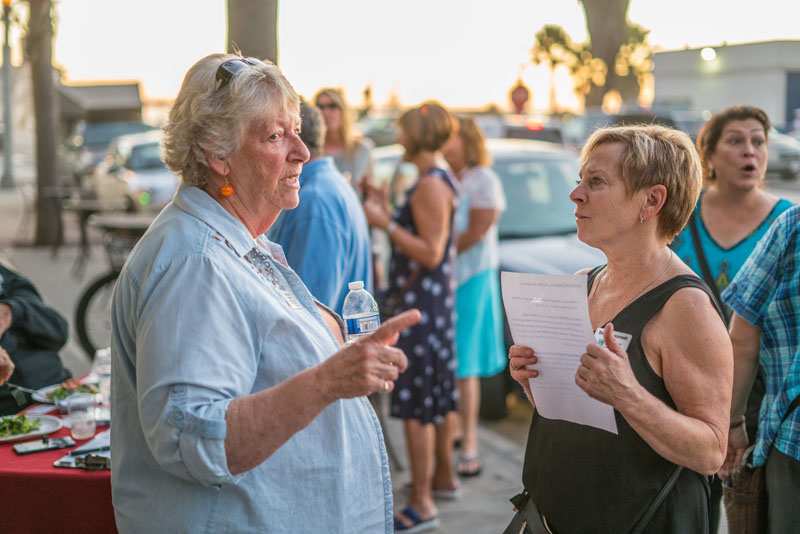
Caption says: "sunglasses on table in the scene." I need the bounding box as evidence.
[215,57,264,91]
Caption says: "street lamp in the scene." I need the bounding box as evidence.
[0,0,13,189]
[700,47,717,62]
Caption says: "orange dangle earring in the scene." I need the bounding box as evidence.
[219,176,235,198]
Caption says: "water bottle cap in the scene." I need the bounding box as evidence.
[348,281,364,291]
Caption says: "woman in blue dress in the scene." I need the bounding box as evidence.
[364,102,459,533]
[442,116,506,478]
[671,105,793,533]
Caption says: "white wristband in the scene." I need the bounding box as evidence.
[386,221,398,235]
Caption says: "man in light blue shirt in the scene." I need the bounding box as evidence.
[270,102,372,314]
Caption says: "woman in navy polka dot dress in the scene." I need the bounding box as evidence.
[364,101,459,532]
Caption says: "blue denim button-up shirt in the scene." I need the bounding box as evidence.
[110,185,393,533]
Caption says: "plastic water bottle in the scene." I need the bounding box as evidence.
[342,281,381,343]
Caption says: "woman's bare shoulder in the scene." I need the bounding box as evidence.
[655,284,728,342]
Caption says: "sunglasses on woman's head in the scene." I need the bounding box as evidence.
[215,57,263,91]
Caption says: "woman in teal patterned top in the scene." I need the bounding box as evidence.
[671,106,792,533]
[671,107,792,310]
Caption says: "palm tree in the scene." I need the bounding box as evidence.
[532,25,575,113]
[28,0,61,246]
[227,0,278,63]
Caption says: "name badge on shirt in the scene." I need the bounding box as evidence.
[594,328,633,352]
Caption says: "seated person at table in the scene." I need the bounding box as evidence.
[0,259,71,416]
[110,53,420,533]
[0,348,12,385]
[269,101,372,313]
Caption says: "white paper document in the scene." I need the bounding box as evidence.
[501,272,618,434]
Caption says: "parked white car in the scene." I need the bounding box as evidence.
[91,131,178,212]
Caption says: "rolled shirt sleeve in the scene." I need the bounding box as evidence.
[133,254,258,486]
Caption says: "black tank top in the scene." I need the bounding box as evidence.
[522,269,720,534]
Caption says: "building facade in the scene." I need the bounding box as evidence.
[654,40,800,130]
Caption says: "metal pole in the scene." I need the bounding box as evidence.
[0,1,13,189]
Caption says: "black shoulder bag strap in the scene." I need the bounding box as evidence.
[688,213,731,324]
[629,465,683,534]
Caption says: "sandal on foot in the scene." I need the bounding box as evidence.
[394,505,440,533]
[457,453,483,478]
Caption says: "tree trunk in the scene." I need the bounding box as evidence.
[226,0,278,64]
[29,0,61,247]
[615,73,640,105]
[580,0,629,108]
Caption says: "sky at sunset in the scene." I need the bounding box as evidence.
[43,0,800,113]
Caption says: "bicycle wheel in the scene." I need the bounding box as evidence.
[75,271,119,359]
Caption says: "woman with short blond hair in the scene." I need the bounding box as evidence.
[507,125,732,533]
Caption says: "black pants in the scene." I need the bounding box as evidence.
[0,390,33,416]
[708,475,722,533]
[766,448,800,534]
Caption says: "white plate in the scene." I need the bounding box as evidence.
[31,382,99,404]
[31,384,61,404]
[0,415,63,443]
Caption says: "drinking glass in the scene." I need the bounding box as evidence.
[67,393,97,440]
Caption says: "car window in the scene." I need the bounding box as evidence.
[82,122,156,146]
[126,143,165,171]
[494,156,578,238]
[373,155,399,187]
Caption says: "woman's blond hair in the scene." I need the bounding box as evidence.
[313,87,359,155]
[581,124,702,240]
[163,53,299,187]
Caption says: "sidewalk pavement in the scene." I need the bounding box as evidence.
[383,403,525,533]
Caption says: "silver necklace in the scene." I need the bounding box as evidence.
[590,248,674,326]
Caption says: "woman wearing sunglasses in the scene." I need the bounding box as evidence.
[109,53,420,533]
[314,87,374,189]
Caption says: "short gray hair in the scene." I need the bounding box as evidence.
[299,101,325,157]
[163,53,300,187]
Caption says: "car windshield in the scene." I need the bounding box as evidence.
[495,155,578,239]
[125,142,165,171]
[82,122,155,146]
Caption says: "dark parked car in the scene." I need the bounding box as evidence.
[357,115,400,147]
[767,129,800,181]
[473,114,564,144]
[562,108,679,149]
[372,139,604,418]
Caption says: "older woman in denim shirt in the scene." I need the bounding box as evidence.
[110,54,419,533]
